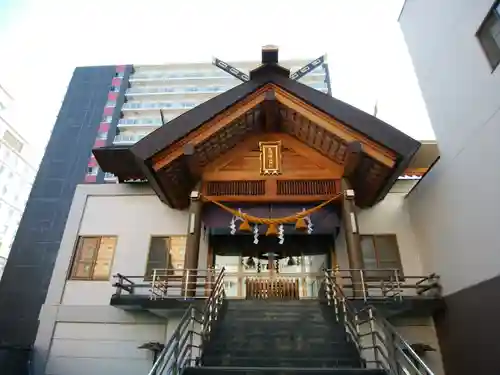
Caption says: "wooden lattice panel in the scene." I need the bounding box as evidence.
[278,104,348,164]
[204,180,265,196]
[277,179,338,196]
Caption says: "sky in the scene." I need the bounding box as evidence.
[0,0,435,159]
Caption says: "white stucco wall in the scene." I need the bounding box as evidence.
[335,182,425,277]
[400,0,500,295]
[33,184,207,375]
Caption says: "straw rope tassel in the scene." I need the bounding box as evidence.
[203,192,343,226]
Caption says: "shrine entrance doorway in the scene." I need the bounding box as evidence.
[211,235,334,300]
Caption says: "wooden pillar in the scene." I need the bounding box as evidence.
[183,182,203,298]
[341,178,365,297]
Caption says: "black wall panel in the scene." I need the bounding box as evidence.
[0,66,117,373]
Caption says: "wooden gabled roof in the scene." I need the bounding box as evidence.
[94,48,420,209]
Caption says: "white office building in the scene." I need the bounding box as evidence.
[0,84,38,278]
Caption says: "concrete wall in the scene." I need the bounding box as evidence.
[400,0,500,295]
[400,2,500,374]
[33,184,206,375]
[335,181,425,277]
[393,317,445,375]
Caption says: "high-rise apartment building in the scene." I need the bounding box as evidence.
[0,58,331,372]
[0,84,37,279]
[399,1,500,375]
[88,59,331,183]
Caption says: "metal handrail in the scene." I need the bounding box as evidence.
[328,268,441,302]
[324,270,436,375]
[147,267,226,375]
[112,268,219,300]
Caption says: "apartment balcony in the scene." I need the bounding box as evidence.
[117,118,165,129]
[121,102,199,116]
[129,71,234,82]
[113,133,148,145]
[125,86,231,100]
[104,172,118,182]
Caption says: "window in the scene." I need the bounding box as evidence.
[144,236,186,279]
[360,234,403,280]
[96,131,107,140]
[87,166,98,175]
[3,130,24,153]
[106,101,116,107]
[70,236,117,280]
[478,2,500,69]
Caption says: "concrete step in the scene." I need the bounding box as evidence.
[214,326,347,336]
[183,367,387,375]
[203,346,359,358]
[206,339,355,350]
[201,356,363,368]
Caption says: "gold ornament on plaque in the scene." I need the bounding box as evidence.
[259,141,282,175]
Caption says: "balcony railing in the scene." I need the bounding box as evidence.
[130,71,234,80]
[118,118,164,126]
[126,86,231,95]
[113,269,218,300]
[330,268,442,301]
[111,268,441,303]
[122,102,198,110]
[113,134,148,144]
[104,172,117,181]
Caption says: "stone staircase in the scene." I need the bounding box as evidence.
[183,300,386,375]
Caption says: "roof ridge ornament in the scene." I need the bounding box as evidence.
[290,55,326,81]
[262,45,279,64]
[212,57,250,82]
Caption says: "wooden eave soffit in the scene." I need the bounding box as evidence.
[151,83,397,172]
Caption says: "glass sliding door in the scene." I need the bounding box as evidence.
[214,251,327,299]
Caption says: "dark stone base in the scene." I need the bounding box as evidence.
[0,347,31,375]
[435,274,500,375]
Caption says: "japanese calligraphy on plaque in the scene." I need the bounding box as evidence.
[259,141,282,175]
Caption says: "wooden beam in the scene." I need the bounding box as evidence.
[182,143,203,178]
[402,167,428,176]
[152,88,268,171]
[340,178,364,297]
[263,90,279,132]
[202,133,343,177]
[183,182,203,297]
[273,85,397,168]
[201,194,337,203]
[342,141,363,178]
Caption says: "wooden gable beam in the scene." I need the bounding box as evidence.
[272,85,397,168]
[152,87,269,172]
[342,141,363,178]
[202,132,344,182]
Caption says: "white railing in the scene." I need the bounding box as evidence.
[118,118,163,126]
[113,134,148,144]
[126,86,231,95]
[104,172,117,181]
[122,102,198,110]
